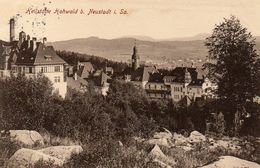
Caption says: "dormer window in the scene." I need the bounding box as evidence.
[44,55,52,61]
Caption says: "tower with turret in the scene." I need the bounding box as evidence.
[184,68,191,87]
[132,45,140,70]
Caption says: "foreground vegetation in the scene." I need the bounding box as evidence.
[0,74,259,167]
[0,16,259,167]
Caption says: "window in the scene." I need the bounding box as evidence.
[18,67,22,73]
[12,67,16,72]
[44,55,52,61]
[197,88,200,94]
[54,76,60,83]
[54,66,60,72]
[29,67,33,73]
[0,72,3,78]
[41,67,47,73]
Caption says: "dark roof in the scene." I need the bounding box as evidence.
[160,67,198,83]
[0,40,9,46]
[77,62,94,78]
[188,79,204,87]
[149,72,166,83]
[0,41,19,70]
[171,67,197,82]
[91,71,111,86]
[16,42,66,65]
[122,66,157,82]
[67,77,88,90]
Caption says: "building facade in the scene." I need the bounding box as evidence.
[145,67,216,103]
[120,44,217,104]
[0,19,67,98]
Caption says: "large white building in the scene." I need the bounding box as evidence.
[0,18,67,98]
[121,45,217,105]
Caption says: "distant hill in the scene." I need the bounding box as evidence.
[119,35,157,42]
[48,37,207,64]
[163,33,210,41]
[49,36,260,67]
[120,33,211,41]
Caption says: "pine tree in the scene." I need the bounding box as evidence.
[203,16,259,134]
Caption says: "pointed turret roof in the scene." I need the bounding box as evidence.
[132,45,140,59]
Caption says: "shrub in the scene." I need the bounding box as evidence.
[0,137,21,167]
[34,159,62,168]
[64,140,160,168]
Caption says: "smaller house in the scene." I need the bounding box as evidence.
[105,66,114,76]
[143,67,217,105]
[91,71,111,96]
[74,61,94,80]
[122,66,158,88]
[145,72,171,99]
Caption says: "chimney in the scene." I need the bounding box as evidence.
[32,37,37,51]
[74,72,78,80]
[43,37,47,45]
[9,18,15,42]
[27,35,30,48]
[77,61,80,70]
[19,31,26,44]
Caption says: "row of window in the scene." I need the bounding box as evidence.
[173,86,182,92]
[147,84,169,90]
[14,66,61,74]
[174,95,180,99]
[54,76,61,83]
[147,93,171,98]
[40,66,61,73]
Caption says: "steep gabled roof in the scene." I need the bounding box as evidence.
[0,41,19,70]
[149,72,165,83]
[16,42,66,65]
[77,62,94,78]
[91,71,111,86]
[122,66,157,82]
[171,67,197,82]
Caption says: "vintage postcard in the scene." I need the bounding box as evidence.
[0,0,259,167]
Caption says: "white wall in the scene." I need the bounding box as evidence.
[13,64,67,98]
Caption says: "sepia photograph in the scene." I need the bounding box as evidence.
[0,0,259,167]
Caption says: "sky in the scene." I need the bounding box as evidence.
[0,0,259,42]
